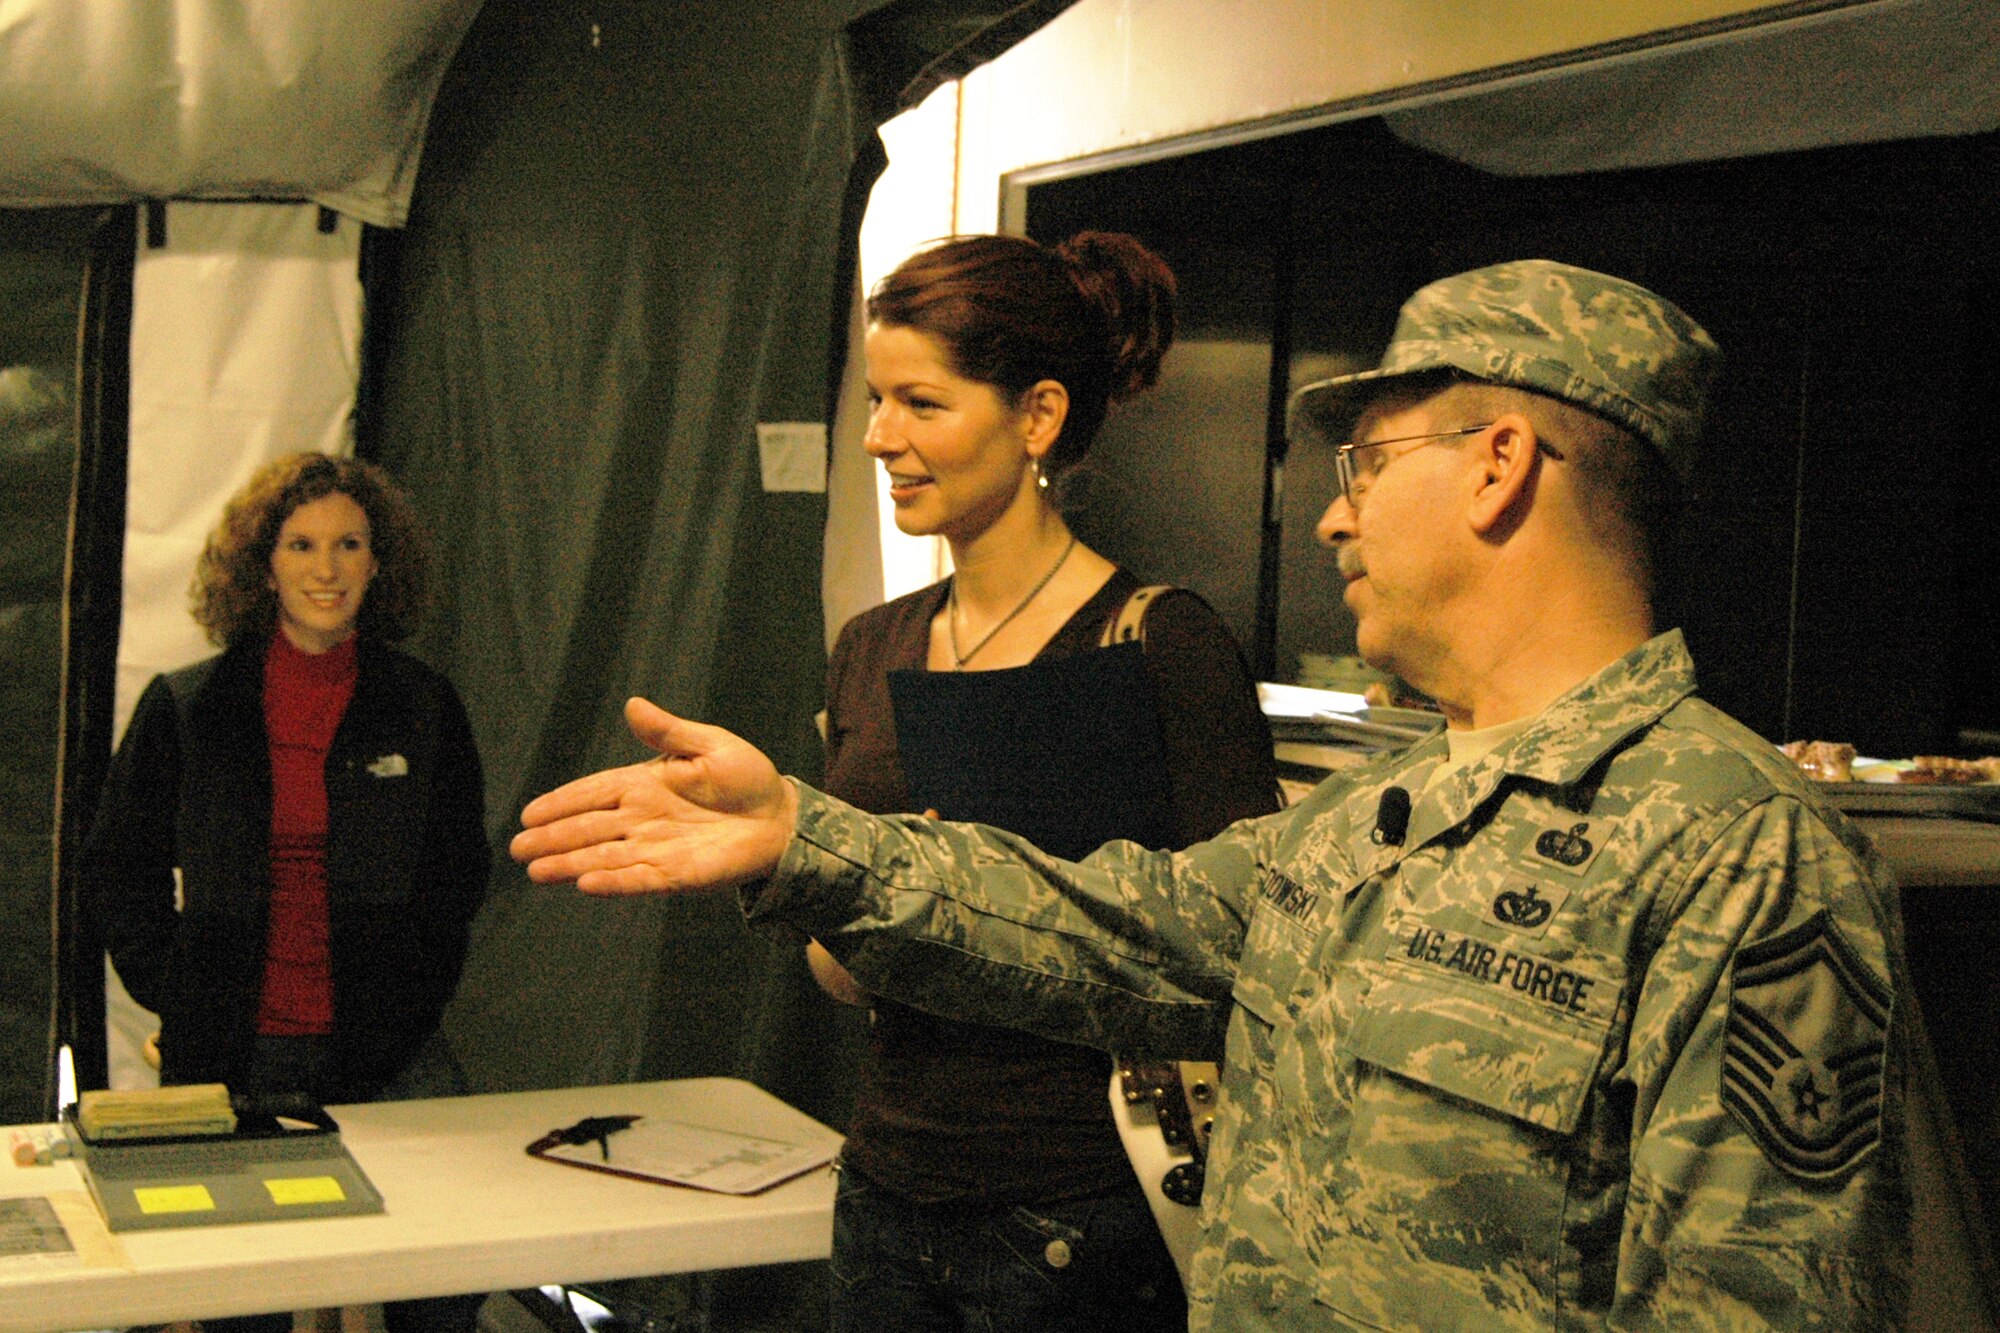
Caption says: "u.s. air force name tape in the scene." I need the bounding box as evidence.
[1395,923,1617,1024]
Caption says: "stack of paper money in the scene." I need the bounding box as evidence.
[77,1084,236,1140]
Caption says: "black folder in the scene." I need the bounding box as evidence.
[887,640,1174,860]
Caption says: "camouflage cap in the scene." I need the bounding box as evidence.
[1288,259,1722,480]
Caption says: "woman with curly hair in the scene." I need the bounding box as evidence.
[83,451,488,1333]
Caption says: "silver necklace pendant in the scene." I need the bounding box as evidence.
[948,534,1077,670]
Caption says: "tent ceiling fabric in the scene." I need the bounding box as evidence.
[1387,0,1999,175]
[0,0,484,226]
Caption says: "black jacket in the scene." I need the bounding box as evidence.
[81,638,488,1099]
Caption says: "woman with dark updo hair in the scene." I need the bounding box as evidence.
[83,452,488,1333]
[810,233,1278,1330]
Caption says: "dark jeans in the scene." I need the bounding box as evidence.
[202,1035,485,1333]
[828,1160,1187,1333]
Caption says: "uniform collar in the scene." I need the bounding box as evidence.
[1396,630,1696,852]
[1494,629,1697,787]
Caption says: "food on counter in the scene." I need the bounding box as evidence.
[1900,755,2000,785]
[1779,739,1856,782]
[1779,741,2000,785]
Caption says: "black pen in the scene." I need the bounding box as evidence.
[552,1114,640,1161]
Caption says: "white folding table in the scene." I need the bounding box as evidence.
[0,1077,839,1333]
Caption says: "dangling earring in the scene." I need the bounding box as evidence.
[1033,458,1050,491]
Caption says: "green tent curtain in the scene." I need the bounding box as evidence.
[359,4,1077,1320]
[0,207,127,1124]
[364,0,1081,1102]
[0,0,1075,1269]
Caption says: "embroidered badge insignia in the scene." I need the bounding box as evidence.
[1534,823,1594,866]
[1492,884,1554,929]
[1722,910,1891,1180]
[1523,814,1610,875]
[1484,878,1572,937]
[366,753,409,778]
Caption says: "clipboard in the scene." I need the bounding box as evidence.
[526,1114,836,1195]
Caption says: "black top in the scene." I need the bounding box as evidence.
[823,567,1278,1204]
[81,638,489,1101]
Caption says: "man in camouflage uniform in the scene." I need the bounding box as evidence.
[515,259,1910,1329]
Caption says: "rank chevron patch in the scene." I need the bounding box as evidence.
[1721,909,1891,1181]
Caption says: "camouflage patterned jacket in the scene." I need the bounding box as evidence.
[752,631,1910,1330]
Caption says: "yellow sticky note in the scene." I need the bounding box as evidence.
[135,1184,216,1214]
[265,1175,346,1206]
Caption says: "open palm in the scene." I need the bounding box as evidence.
[510,697,797,894]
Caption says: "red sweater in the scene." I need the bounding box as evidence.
[256,632,357,1036]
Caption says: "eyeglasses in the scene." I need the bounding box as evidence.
[1333,424,1564,508]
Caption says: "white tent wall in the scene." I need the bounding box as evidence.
[100,200,366,1093]
[830,80,964,625]
[119,202,365,740]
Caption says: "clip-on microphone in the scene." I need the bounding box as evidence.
[1371,786,1412,846]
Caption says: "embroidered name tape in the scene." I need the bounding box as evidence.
[1261,871,1319,925]
[1396,924,1615,1024]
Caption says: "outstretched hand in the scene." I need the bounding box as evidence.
[510,698,797,894]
